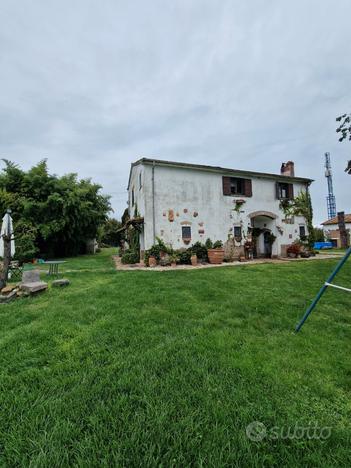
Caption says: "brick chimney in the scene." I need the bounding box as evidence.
[281,161,295,177]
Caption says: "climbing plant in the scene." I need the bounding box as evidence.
[280,190,314,247]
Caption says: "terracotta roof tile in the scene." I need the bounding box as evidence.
[322,214,351,225]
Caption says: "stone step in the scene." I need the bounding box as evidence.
[20,282,48,294]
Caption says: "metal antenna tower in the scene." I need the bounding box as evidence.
[324,152,337,219]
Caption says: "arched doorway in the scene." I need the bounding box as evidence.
[248,211,277,258]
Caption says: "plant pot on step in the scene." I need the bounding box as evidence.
[191,254,198,266]
[207,248,225,264]
[171,262,177,268]
[148,256,157,267]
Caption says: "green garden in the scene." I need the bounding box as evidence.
[0,249,350,466]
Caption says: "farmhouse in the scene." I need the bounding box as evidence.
[321,214,351,248]
[126,158,313,258]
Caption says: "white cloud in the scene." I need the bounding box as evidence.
[0,0,350,223]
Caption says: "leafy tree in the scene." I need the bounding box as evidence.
[336,113,351,142]
[99,218,122,246]
[313,228,325,243]
[0,160,111,260]
[336,114,351,174]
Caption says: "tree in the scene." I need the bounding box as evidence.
[336,114,351,174]
[99,218,122,246]
[313,227,325,243]
[0,160,111,260]
[336,113,351,142]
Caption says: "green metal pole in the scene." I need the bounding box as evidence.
[295,247,351,332]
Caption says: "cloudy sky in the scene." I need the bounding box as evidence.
[1,0,350,224]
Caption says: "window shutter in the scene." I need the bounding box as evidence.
[275,182,281,199]
[244,179,252,197]
[222,176,231,195]
[288,184,294,199]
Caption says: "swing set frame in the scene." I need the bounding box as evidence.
[295,247,351,332]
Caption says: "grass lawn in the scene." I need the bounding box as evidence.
[1,249,350,466]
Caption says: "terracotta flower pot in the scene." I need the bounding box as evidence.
[191,254,198,266]
[148,256,157,267]
[207,248,224,264]
[171,262,177,267]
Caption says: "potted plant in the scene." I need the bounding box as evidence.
[207,240,225,264]
[190,253,198,266]
[169,253,179,267]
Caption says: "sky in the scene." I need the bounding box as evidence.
[0,0,350,225]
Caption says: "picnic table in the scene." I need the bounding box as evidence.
[44,261,66,276]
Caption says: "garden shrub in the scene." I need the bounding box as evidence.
[121,250,139,264]
[178,249,191,264]
[205,238,213,249]
[213,240,223,249]
[145,238,171,265]
[287,243,301,257]
[191,241,208,261]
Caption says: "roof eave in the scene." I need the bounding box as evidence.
[136,157,313,184]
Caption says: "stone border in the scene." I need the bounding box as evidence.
[113,254,342,272]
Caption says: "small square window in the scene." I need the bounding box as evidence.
[182,226,191,239]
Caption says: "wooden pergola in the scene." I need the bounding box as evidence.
[117,217,144,234]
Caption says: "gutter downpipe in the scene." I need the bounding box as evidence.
[152,160,156,243]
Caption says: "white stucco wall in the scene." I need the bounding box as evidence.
[128,162,310,256]
[323,222,351,234]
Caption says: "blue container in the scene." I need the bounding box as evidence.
[314,241,333,250]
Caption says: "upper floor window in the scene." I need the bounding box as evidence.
[139,172,142,190]
[276,182,294,200]
[230,178,244,195]
[131,188,135,206]
[223,177,252,197]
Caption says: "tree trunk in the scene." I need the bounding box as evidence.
[0,234,11,290]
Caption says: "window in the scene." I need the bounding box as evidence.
[299,225,306,238]
[182,226,191,239]
[230,178,244,195]
[139,172,142,190]
[223,177,252,197]
[234,226,242,239]
[131,188,135,206]
[276,182,294,200]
